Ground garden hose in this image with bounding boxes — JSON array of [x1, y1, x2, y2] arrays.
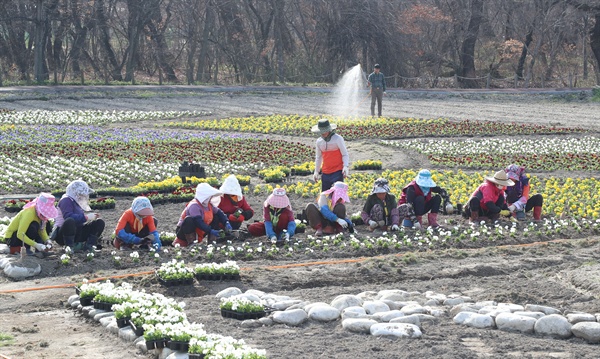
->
[[0, 237, 573, 295]]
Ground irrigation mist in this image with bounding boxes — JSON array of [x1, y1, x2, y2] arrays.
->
[[328, 64, 367, 118]]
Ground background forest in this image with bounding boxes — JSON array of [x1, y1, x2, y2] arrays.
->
[[1, 0, 599, 88]]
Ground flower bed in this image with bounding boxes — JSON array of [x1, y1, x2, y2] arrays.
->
[[194, 261, 240, 281], [352, 160, 382, 170], [89, 197, 116, 210], [156, 259, 194, 287]]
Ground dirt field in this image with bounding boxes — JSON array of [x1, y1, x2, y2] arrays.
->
[[1, 87, 600, 359]]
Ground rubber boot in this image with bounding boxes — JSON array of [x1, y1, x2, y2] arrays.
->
[[469, 211, 479, 226], [64, 235, 75, 250], [515, 210, 526, 221], [402, 218, 413, 228], [427, 213, 440, 228], [533, 206, 542, 221], [84, 235, 99, 252]]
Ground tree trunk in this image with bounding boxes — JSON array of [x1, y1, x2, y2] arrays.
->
[[516, 29, 533, 79], [124, 0, 142, 83], [96, 0, 123, 81], [590, 13, 600, 84], [197, 1, 214, 82], [459, 0, 484, 88], [273, 0, 284, 83], [33, 0, 46, 83]]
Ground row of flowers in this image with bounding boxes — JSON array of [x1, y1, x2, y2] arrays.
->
[[166, 115, 584, 140], [383, 136, 600, 171], [75, 279, 265, 358], [0, 110, 199, 125]]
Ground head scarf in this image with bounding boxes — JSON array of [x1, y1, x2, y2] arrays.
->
[[505, 164, 525, 182], [322, 181, 350, 205], [265, 188, 291, 209], [372, 178, 390, 194], [219, 175, 243, 199], [131, 196, 153, 231], [66, 180, 93, 211], [195, 183, 223, 206]]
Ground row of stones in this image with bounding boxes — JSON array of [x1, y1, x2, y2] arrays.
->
[[217, 287, 600, 342], [66, 294, 189, 359]]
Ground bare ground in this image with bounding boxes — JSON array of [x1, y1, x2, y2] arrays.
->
[[1, 87, 600, 359]]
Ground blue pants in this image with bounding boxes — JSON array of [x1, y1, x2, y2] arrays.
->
[[321, 170, 343, 192]]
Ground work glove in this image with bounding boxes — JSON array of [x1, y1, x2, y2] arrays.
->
[[269, 236, 278, 243], [342, 167, 349, 177], [313, 171, 320, 182], [229, 214, 245, 222], [44, 240, 53, 249], [210, 229, 221, 238], [368, 220, 378, 229], [413, 222, 422, 230], [282, 232, 290, 241], [336, 218, 348, 228], [85, 213, 99, 221], [391, 224, 400, 231], [130, 236, 142, 245], [508, 204, 517, 213], [500, 210, 511, 217], [225, 223, 233, 233], [34, 243, 46, 252]]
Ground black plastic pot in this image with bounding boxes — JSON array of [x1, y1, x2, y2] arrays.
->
[[93, 301, 114, 311], [79, 296, 94, 307], [116, 317, 131, 328], [188, 354, 205, 359], [220, 308, 266, 320], [129, 320, 144, 336], [168, 340, 190, 352], [156, 272, 194, 287], [145, 338, 167, 350]]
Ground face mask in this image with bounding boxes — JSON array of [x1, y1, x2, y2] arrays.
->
[[496, 184, 504, 190], [210, 196, 222, 206]]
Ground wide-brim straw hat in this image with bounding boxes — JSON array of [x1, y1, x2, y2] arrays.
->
[[486, 170, 515, 187], [311, 119, 337, 134]]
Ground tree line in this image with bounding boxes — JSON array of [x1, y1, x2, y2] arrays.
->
[[0, 0, 599, 88]]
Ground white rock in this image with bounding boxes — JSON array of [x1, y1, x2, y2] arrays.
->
[[241, 319, 261, 328], [525, 304, 561, 315], [413, 314, 437, 323], [514, 311, 545, 320], [107, 321, 119, 334], [67, 295, 80, 305], [94, 312, 114, 321], [331, 295, 363, 311], [342, 318, 377, 333], [425, 291, 447, 302], [424, 299, 439, 306], [235, 293, 261, 303], [534, 314, 572, 338], [390, 314, 421, 326], [363, 301, 390, 315], [450, 304, 479, 317], [566, 313, 596, 324], [463, 314, 495, 329], [270, 300, 302, 311], [0, 257, 10, 269], [373, 310, 404, 322], [287, 302, 308, 311], [100, 317, 115, 327], [308, 305, 340, 322], [400, 304, 427, 315], [377, 289, 409, 299], [572, 322, 600, 343], [426, 308, 447, 317], [216, 287, 242, 299], [3, 259, 41, 279], [70, 300, 81, 309], [164, 353, 189, 359], [262, 294, 291, 302], [135, 340, 147, 353], [370, 323, 422, 338], [303, 302, 330, 312], [476, 301, 497, 307], [81, 306, 94, 316], [495, 312, 537, 334], [357, 291, 378, 301], [258, 317, 274, 326], [245, 289, 266, 298], [272, 309, 308, 326], [158, 348, 174, 359], [118, 327, 138, 341], [0, 244, 8, 254], [88, 309, 105, 318], [443, 298, 465, 306], [379, 293, 410, 302], [396, 301, 420, 309], [341, 306, 367, 320], [408, 291, 421, 297], [497, 303, 525, 312], [453, 312, 476, 325], [380, 300, 400, 311], [479, 306, 511, 316]]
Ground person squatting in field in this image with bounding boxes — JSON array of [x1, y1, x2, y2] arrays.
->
[[463, 170, 515, 225], [398, 169, 449, 229], [52, 180, 105, 252], [305, 181, 354, 237], [218, 174, 254, 230], [113, 196, 161, 251], [312, 119, 349, 192], [174, 183, 232, 247], [504, 164, 543, 221], [361, 178, 401, 232], [248, 188, 296, 247], [6, 192, 57, 256]]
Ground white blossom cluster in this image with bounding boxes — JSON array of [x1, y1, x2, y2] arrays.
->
[[194, 260, 240, 275], [0, 110, 200, 125]]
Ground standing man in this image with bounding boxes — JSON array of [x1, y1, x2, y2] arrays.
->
[[367, 64, 386, 117], [312, 119, 350, 191]]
